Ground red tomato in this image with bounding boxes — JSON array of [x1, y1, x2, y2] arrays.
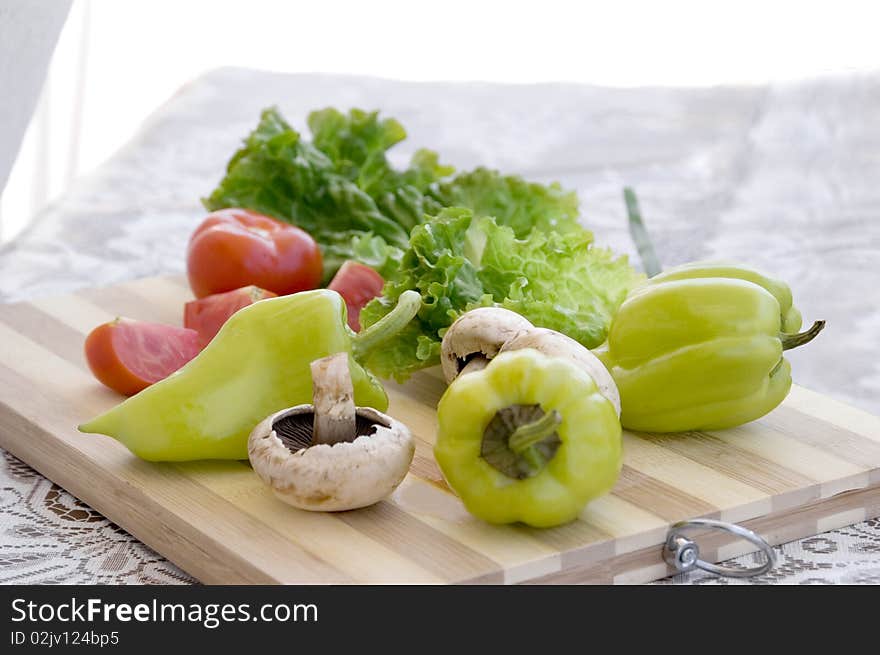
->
[[186, 208, 323, 298], [327, 261, 385, 331], [84, 319, 201, 396], [184, 285, 277, 348]]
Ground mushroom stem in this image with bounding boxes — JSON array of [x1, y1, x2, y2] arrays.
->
[[460, 357, 489, 376], [310, 353, 356, 445], [508, 410, 561, 454], [351, 290, 421, 362]]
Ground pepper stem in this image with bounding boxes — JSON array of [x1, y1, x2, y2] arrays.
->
[[518, 446, 546, 476], [351, 290, 421, 362], [508, 410, 562, 454], [780, 320, 825, 351]]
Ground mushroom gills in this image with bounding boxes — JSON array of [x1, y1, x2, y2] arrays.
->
[[273, 410, 386, 453]]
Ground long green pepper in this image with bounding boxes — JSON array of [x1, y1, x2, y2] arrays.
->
[[80, 290, 421, 461]]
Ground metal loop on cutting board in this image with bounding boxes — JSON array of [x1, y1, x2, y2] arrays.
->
[[663, 518, 776, 578]]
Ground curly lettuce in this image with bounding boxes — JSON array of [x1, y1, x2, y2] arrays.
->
[[204, 106, 588, 282], [204, 107, 440, 281], [360, 208, 643, 381], [427, 167, 581, 237]]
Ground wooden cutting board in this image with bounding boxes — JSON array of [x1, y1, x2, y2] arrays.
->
[[1, 275, 879, 584]]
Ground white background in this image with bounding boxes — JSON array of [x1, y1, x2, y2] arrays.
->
[[2, 0, 878, 241]]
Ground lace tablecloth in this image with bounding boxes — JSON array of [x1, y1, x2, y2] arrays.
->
[[1, 69, 879, 584]]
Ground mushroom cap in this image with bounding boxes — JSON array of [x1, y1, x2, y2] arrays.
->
[[500, 328, 621, 417], [248, 405, 415, 512], [440, 307, 534, 383]]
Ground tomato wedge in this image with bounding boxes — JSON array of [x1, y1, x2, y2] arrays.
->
[[84, 319, 201, 396], [184, 285, 277, 348], [327, 261, 385, 331]]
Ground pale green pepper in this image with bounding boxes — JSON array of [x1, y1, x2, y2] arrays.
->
[[434, 349, 622, 528], [596, 261, 823, 432], [645, 261, 803, 332], [80, 289, 420, 461]]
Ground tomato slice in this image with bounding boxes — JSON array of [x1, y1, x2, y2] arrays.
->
[[184, 285, 277, 348], [327, 261, 385, 331], [85, 319, 201, 396]]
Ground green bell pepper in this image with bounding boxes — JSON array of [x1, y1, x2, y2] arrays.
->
[[80, 289, 420, 461], [434, 349, 622, 528], [644, 261, 803, 332], [596, 261, 823, 432]]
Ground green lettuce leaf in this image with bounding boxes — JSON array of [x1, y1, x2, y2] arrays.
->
[[204, 107, 459, 281], [476, 218, 638, 348], [319, 230, 403, 282], [204, 105, 641, 383], [307, 108, 454, 235], [427, 168, 581, 237], [203, 107, 410, 256], [360, 208, 643, 381], [204, 107, 591, 286], [308, 107, 406, 186]]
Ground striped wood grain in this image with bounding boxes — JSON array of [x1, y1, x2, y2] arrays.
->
[[0, 275, 878, 584]]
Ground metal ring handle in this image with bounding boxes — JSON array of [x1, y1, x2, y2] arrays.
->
[[663, 518, 776, 578]]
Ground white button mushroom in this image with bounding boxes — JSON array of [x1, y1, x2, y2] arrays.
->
[[248, 352, 414, 512], [440, 307, 534, 383], [500, 328, 621, 417], [441, 307, 621, 416]]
